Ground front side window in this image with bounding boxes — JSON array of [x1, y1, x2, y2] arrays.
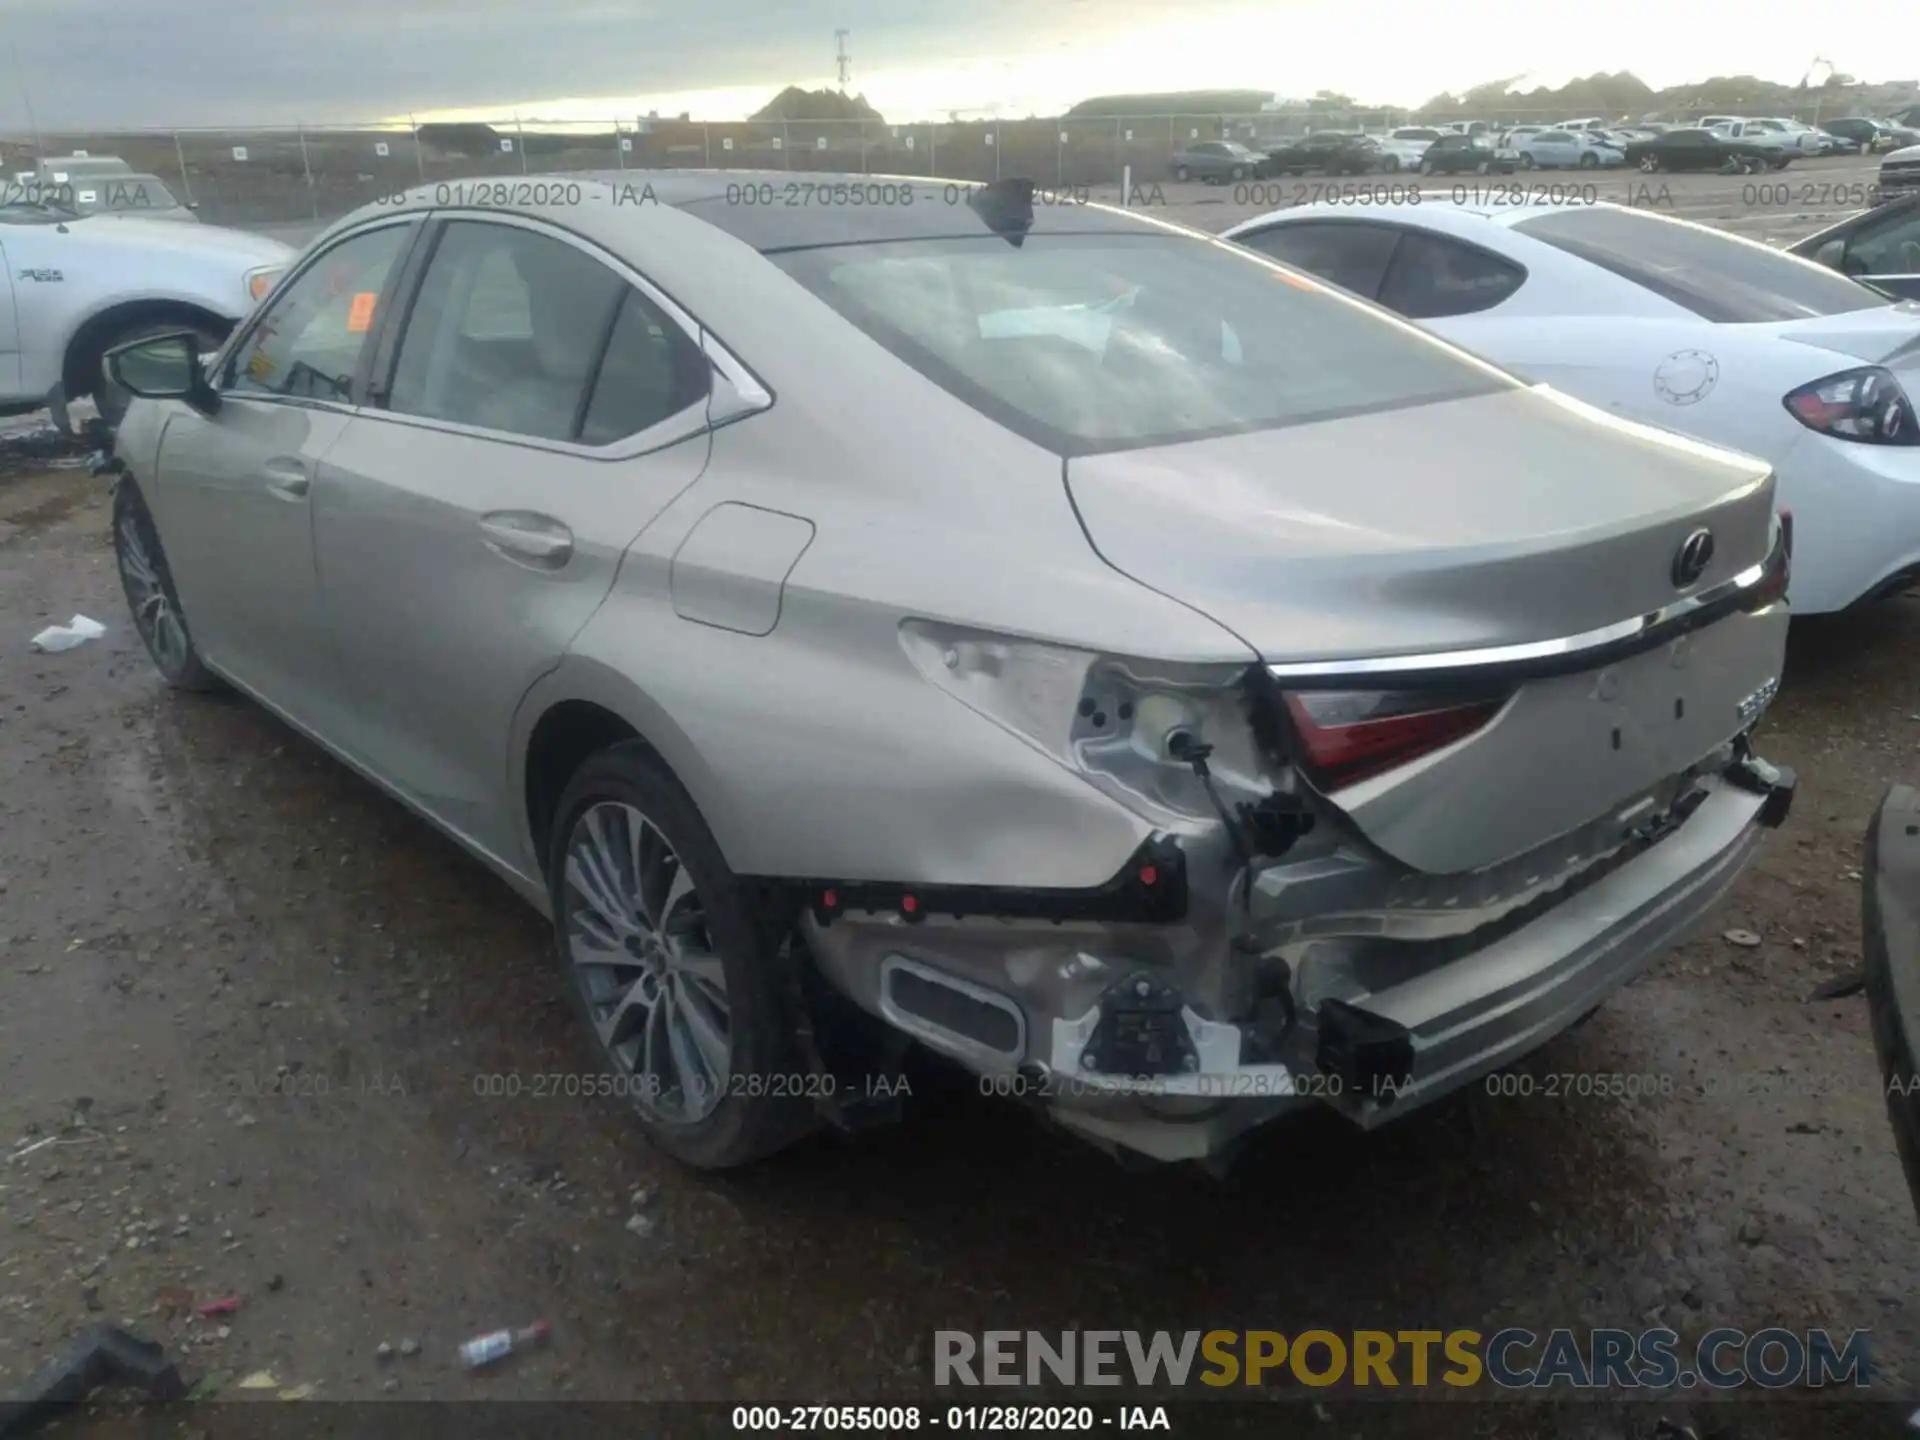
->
[[771, 233, 1513, 455], [227, 223, 411, 401], [386, 221, 626, 441], [1847, 206, 1920, 276], [1515, 206, 1885, 321]]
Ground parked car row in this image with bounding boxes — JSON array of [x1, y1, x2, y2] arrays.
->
[[97, 170, 1811, 1172]]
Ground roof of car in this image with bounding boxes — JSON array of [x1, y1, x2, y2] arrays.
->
[[327, 170, 1189, 255]]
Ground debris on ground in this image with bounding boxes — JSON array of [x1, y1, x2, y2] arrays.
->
[[279, 1383, 317, 1401], [1722, 928, 1763, 948], [1809, 968, 1866, 1002], [375, 1341, 394, 1363], [398, 1337, 421, 1358], [623, 1211, 657, 1240], [459, 1320, 550, 1371], [234, 1371, 279, 1390], [0, 1325, 184, 1438], [28, 616, 106, 654], [196, 1295, 241, 1317]]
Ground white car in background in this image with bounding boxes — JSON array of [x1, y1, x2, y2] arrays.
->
[[1224, 198, 1920, 614], [1710, 119, 1820, 161], [1377, 126, 1442, 169], [0, 188, 291, 429]]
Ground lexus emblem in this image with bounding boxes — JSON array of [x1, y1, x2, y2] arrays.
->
[[1672, 528, 1715, 589]]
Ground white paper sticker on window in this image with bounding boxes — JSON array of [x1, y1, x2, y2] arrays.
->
[[816, 136, 827, 150], [722, 136, 734, 151], [231, 147, 248, 161], [772, 136, 783, 149], [77, 190, 96, 203], [905, 136, 915, 150], [1060, 132, 1069, 144], [1190, 128, 1199, 139], [52, 171, 68, 182], [619, 137, 632, 152], [73, 149, 88, 157], [985, 133, 995, 145], [1124, 130, 1134, 142], [374, 141, 390, 157], [500, 138, 514, 152]]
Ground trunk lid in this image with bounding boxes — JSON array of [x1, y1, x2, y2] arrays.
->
[[1758, 301, 1920, 373], [1067, 385, 1774, 664], [1068, 384, 1786, 872]]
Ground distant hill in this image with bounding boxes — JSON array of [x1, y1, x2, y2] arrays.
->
[[751, 87, 884, 123], [1066, 90, 1274, 118], [1414, 70, 1920, 122]]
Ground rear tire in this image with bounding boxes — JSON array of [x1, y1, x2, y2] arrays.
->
[[93, 320, 224, 430], [112, 481, 223, 693], [1519, 152, 1536, 170], [1578, 151, 1599, 169], [547, 743, 817, 1170]]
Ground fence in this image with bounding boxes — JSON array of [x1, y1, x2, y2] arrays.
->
[[0, 106, 1878, 232]]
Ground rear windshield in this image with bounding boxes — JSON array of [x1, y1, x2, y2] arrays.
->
[[1515, 206, 1886, 321], [769, 233, 1512, 455]]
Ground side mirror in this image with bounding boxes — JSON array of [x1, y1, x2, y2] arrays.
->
[[104, 330, 220, 414], [1811, 238, 1848, 271]]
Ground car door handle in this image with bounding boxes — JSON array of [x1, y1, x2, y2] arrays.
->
[[479, 512, 574, 568], [261, 457, 310, 501]]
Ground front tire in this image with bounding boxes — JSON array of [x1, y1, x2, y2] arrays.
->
[[1639, 154, 1662, 172], [112, 481, 222, 693], [93, 320, 224, 430], [1518, 152, 1536, 170], [1173, 165, 1190, 181], [1381, 155, 1400, 173], [1578, 151, 1599, 169], [548, 744, 816, 1170]]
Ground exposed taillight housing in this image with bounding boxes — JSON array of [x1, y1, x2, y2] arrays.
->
[[1282, 685, 1514, 792], [1750, 507, 1793, 607], [1783, 366, 1919, 445]]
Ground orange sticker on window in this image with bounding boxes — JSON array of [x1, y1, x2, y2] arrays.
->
[[346, 291, 377, 333]]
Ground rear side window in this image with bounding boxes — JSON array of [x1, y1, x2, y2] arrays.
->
[[770, 233, 1513, 455], [387, 221, 625, 441], [1378, 231, 1526, 319], [1235, 221, 1398, 299], [1515, 207, 1885, 321], [577, 290, 711, 445]]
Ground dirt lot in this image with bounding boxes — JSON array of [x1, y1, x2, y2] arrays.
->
[[1, 173, 1917, 1437]]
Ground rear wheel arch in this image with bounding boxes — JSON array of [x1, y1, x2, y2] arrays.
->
[[62, 299, 233, 406], [518, 679, 742, 882]]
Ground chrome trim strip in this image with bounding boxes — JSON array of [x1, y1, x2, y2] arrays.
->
[[1267, 553, 1773, 684]]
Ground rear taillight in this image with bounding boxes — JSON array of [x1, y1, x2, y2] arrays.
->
[[1783, 367, 1919, 445], [1282, 685, 1513, 792]]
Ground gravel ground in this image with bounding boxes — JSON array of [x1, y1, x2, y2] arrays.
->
[[0, 166, 1916, 1438]]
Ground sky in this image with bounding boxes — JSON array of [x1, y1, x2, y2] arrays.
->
[[1, 0, 1915, 132]]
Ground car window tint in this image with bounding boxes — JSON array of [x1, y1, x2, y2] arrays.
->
[[1235, 221, 1399, 299], [577, 289, 711, 445], [1515, 206, 1885, 321], [387, 221, 625, 441], [771, 232, 1514, 456], [1847, 206, 1920, 276], [227, 224, 410, 402], [1378, 232, 1526, 319]]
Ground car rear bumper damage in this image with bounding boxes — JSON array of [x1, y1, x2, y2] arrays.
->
[[799, 743, 1793, 1163]]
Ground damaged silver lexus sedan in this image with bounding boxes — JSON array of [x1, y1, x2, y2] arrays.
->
[[104, 173, 1796, 1167]]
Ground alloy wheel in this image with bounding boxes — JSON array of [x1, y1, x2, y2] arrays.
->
[[562, 801, 731, 1124], [116, 506, 190, 678]]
